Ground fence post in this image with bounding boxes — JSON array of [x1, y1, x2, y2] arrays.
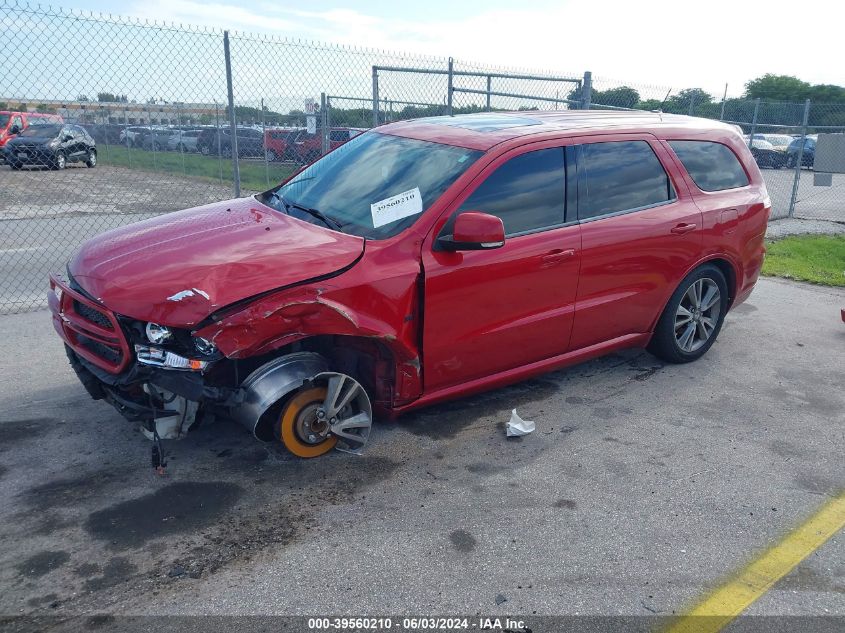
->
[[447, 57, 454, 116], [486, 75, 492, 111], [719, 83, 728, 120], [747, 98, 760, 149], [788, 99, 811, 218], [582, 71, 592, 110], [688, 92, 697, 116], [320, 92, 329, 155], [261, 97, 269, 187], [371, 66, 379, 127], [223, 30, 241, 198]]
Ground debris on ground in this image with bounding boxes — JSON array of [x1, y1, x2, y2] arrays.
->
[[505, 409, 535, 437]]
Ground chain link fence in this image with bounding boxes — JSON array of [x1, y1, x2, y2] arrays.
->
[[1, 0, 844, 313]]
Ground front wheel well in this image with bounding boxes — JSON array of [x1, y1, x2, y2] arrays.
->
[[237, 335, 398, 406]]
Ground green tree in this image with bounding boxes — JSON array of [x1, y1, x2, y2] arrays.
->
[[35, 103, 56, 113], [809, 84, 845, 103], [744, 74, 811, 101], [665, 88, 713, 114]]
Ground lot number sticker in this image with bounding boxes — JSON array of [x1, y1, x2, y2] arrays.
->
[[370, 187, 423, 228]]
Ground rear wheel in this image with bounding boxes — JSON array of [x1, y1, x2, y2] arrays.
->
[[9, 161, 22, 170], [648, 264, 728, 363], [85, 149, 97, 168]]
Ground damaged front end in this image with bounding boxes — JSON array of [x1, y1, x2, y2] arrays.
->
[[49, 272, 379, 460], [51, 273, 242, 443]]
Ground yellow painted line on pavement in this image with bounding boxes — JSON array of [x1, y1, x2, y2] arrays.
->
[[666, 491, 845, 633]]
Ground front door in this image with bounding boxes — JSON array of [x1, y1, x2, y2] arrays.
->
[[422, 144, 581, 392]]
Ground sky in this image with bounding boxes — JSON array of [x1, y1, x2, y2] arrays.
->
[[15, 0, 845, 99]]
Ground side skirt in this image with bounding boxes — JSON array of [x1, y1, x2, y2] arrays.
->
[[391, 332, 651, 417]]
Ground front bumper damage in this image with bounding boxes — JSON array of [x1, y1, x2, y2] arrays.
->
[[65, 345, 242, 423], [50, 273, 241, 429]]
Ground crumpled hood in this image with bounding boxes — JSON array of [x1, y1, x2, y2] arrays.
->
[[69, 197, 364, 326]]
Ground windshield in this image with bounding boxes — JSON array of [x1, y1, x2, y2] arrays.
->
[[20, 124, 62, 137], [260, 132, 482, 239]]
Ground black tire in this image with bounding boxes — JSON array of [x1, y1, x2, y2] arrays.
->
[[9, 161, 22, 170], [648, 264, 728, 364], [85, 149, 97, 168]]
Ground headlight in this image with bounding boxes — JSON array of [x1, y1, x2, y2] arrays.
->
[[193, 336, 217, 355], [145, 322, 172, 344]]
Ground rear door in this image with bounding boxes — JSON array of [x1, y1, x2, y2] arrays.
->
[[422, 142, 581, 391], [569, 135, 701, 350]]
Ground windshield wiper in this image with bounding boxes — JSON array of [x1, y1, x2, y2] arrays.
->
[[269, 191, 343, 231]]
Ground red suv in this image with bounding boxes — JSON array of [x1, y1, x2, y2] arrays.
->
[[291, 127, 364, 162], [264, 127, 303, 162], [49, 111, 769, 459]]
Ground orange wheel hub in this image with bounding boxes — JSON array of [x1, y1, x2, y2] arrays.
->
[[278, 387, 337, 458]]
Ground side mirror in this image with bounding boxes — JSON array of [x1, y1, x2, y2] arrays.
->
[[437, 211, 505, 251], [9, 125, 20, 135]]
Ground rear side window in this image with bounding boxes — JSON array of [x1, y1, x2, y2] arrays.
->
[[669, 141, 749, 192], [578, 141, 675, 219], [459, 147, 565, 236]]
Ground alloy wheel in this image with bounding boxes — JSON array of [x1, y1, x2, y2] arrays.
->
[[674, 278, 721, 353]]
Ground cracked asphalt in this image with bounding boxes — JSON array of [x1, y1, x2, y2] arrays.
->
[[0, 277, 842, 629]]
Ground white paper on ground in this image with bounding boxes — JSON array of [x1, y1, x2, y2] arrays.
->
[[505, 409, 536, 437], [370, 187, 423, 228]]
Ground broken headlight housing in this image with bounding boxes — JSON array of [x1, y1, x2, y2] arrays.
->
[[193, 336, 217, 355], [145, 322, 173, 344]]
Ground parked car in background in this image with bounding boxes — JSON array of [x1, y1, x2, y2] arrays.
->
[[138, 128, 177, 152], [118, 126, 150, 147], [745, 133, 792, 169], [49, 111, 769, 459], [0, 111, 64, 158], [196, 127, 264, 157], [264, 127, 303, 162], [786, 135, 817, 168], [5, 123, 96, 170], [167, 129, 203, 153], [291, 127, 365, 162]]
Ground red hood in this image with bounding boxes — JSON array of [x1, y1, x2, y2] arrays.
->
[[69, 197, 364, 326]]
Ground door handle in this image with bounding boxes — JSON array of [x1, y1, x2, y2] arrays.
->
[[670, 223, 697, 235], [541, 248, 576, 265]]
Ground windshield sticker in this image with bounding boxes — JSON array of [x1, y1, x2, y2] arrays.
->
[[370, 187, 423, 228]]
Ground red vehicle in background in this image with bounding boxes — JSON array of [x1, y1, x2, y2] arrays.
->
[[263, 127, 303, 162], [0, 111, 64, 154], [49, 111, 770, 461], [291, 127, 365, 162]]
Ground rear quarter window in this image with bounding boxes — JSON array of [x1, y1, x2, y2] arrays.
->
[[669, 140, 749, 192]]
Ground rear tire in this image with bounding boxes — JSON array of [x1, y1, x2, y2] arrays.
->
[[648, 264, 728, 364], [85, 149, 97, 168], [9, 162, 22, 170]]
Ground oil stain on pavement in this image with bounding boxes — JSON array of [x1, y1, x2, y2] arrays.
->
[[85, 481, 243, 549]]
